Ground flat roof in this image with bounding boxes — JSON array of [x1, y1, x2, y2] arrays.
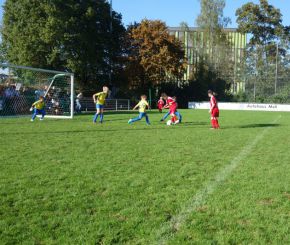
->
[[169, 27, 239, 32]]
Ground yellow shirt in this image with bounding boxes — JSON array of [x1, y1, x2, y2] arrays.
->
[[94, 92, 107, 105], [33, 100, 45, 110], [137, 100, 149, 113]]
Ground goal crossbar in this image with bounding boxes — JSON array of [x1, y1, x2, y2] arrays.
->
[[1, 63, 73, 76]]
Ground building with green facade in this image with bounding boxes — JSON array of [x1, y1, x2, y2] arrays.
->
[[169, 27, 247, 93]]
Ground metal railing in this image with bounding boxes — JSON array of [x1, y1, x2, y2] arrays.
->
[[76, 98, 130, 112]]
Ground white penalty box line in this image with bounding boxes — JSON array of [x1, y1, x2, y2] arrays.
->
[[155, 115, 282, 245]]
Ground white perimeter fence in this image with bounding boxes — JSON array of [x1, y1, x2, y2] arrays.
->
[[188, 102, 290, 112]]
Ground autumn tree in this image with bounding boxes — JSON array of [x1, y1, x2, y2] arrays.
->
[[125, 20, 186, 91]]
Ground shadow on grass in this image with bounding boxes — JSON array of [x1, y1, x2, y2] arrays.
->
[[76, 110, 165, 116], [238, 123, 281, 129], [1, 127, 167, 135], [222, 123, 281, 129], [179, 121, 208, 126], [0, 111, 166, 125]]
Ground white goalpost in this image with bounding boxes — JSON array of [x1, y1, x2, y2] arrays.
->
[[0, 64, 74, 119]]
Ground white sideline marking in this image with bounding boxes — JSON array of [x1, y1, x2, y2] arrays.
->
[[155, 116, 281, 245]]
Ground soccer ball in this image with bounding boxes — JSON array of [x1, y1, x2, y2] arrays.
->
[[166, 120, 172, 126]]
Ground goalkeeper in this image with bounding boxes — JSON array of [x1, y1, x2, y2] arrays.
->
[[30, 96, 46, 121]]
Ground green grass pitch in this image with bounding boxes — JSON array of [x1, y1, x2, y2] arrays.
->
[[0, 110, 289, 244]]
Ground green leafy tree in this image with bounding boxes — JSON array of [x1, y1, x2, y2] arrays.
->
[[1, 0, 125, 91], [236, 0, 290, 100], [196, 0, 232, 78], [196, 0, 231, 39], [236, 0, 284, 45], [192, 0, 233, 98]]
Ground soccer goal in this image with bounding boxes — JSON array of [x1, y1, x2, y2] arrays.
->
[[0, 64, 74, 119]]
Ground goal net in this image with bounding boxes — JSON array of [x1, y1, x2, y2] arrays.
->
[[0, 64, 74, 119]]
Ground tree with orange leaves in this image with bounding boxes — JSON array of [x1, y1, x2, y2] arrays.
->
[[125, 20, 186, 90]]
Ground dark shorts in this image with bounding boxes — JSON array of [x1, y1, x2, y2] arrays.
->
[[34, 108, 46, 115]]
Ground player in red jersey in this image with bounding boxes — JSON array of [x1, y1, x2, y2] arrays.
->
[[161, 93, 179, 124], [160, 95, 182, 122], [157, 97, 164, 113], [208, 90, 220, 129]]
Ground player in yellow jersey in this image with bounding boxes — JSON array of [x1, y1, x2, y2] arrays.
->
[[128, 95, 150, 125], [30, 96, 46, 121], [93, 86, 109, 123]]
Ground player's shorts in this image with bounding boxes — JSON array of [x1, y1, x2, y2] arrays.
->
[[96, 104, 104, 109], [169, 105, 177, 115], [211, 108, 219, 117], [158, 105, 163, 110], [138, 112, 147, 117], [34, 109, 46, 115]]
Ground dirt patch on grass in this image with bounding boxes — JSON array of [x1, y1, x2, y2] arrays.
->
[[258, 198, 274, 206], [283, 192, 290, 200]]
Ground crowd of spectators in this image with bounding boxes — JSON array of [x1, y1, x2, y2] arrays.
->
[[0, 82, 29, 115]]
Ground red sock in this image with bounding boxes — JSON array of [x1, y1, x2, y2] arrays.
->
[[211, 119, 215, 128], [171, 116, 177, 123], [215, 119, 220, 128]]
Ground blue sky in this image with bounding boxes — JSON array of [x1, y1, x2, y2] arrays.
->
[[0, 0, 289, 28], [113, 0, 290, 27]]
